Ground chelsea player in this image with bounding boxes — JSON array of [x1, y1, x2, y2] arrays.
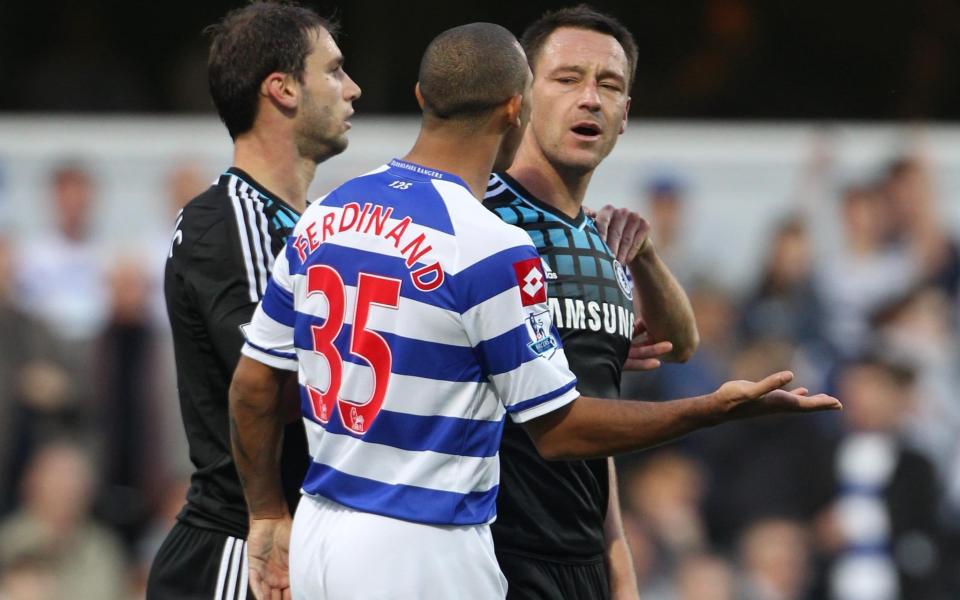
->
[[485, 7, 698, 599]]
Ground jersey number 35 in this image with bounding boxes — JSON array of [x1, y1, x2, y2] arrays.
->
[[302, 265, 400, 435]]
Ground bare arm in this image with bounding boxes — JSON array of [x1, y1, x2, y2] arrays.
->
[[629, 242, 698, 363], [230, 355, 291, 518], [594, 206, 698, 363], [604, 458, 640, 600], [523, 372, 838, 460], [229, 355, 294, 600]]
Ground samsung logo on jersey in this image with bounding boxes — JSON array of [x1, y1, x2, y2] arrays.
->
[[547, 298, 634, 338]]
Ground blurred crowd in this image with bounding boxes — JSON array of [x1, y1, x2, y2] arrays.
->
[[620, 142, 960, 600], [0, 140, 959, 600]]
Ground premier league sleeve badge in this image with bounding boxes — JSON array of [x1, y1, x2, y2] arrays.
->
[[525, 309, 558, 359]]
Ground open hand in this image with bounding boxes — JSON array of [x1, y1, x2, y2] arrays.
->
[[247, 516, 293, 600], [713, 371, 842, 420]]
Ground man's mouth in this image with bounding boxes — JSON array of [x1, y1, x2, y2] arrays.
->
[[570, 122, 602, 139]]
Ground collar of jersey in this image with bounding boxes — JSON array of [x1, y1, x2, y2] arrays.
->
[[387, 158, 469, 189], [494, 172, 588, 230], [224, 167, 301, 215]]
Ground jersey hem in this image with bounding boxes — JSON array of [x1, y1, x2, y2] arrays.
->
[[241, 343, 298, 371], [301, 492, 496, 527], [509, 385, 579, 423]]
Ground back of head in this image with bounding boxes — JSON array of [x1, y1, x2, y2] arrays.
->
[[520, 4, 638, 89], [207, 1, 336, 140], [418, 23, 529, 121]]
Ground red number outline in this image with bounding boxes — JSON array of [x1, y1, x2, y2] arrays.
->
[[303, 266, 400, 435]]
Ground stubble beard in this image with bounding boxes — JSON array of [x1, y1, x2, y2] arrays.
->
[[297, 94, 348, 164]]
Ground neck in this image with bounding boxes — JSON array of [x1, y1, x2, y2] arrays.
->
[[402, 120, 499, 200], [232, 127, 316, 212], [507, 138, 593, 219]]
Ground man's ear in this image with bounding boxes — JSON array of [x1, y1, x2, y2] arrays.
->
[[260, 72, 298, 110], [619, 96, 631, 135], [504, 94, 523, 129], [414, 82, 426, 110]]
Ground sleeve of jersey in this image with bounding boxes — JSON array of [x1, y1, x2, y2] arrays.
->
[[460, 243, 579, 423], [241, 244, 298, 372]]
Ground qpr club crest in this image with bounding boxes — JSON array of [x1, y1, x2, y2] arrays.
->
[[613, 260, 634, 301], [525, 309, 558, 359]]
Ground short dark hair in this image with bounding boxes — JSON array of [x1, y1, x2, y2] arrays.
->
[[206, 2, 338, 140], [520, 5, 638, 89], [418, 23, 529, 120]]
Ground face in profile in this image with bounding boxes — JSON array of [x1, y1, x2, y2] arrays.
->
[[295, 27, 362, 163], [526, 27, 631, 174]]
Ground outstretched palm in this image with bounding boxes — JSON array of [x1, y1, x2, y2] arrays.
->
[[715, 371, 842, 419]]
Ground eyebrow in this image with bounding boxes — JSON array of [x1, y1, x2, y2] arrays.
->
[[548, 65, 626, 85], [328, 54, 344, 70]]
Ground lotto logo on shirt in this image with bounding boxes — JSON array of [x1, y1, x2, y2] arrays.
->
[[513, 257, 547, 306]]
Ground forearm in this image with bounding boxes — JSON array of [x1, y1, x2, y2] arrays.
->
[[526, 373, 836, 461], [526, 394, 717, 460], [629, 247, 698, 361], [229, 356, 289, 518], [605, 459, 640, 600]]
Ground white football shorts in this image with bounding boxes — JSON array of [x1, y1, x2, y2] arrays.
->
[[290, 494, 508, 599]]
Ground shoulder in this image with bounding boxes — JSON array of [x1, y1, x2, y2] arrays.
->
[[438, 181, 533, 255], [177, 179, 233, 241], [483, 173, 544, 229], [296, 165, 391, 226], [320, 163, 392, 200], [172, 179, 250, 269]]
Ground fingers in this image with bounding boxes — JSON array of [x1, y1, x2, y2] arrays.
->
[[594, 204, 614, 241], [625, 339, 672, 371], [628, 340, 673, 359], [790, 387, 809, 396], [250, 570, 265, 600], [614, 211, 641, 263], [796, 393, 843, 411], [632, 317, 648, 336], [748, 371, 794, 397], [583, 205, 598, 220], [606, 207, 628, 256], [598, 206, 653, 263], [764, 390, 842, 413], [618, 215, 651, 264], [624, 358, 662, 371]]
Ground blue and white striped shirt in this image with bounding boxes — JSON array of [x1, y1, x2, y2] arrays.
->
[[242, 159, 579, 526]]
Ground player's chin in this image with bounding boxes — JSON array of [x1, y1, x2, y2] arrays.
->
[[310, 135, 349, 162], [555, 148, 602, 173]]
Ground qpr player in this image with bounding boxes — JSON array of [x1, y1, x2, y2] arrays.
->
[[230, 22, 841, 600]]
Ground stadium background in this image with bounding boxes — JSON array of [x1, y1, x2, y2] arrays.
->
[[1, 1, 959, 598]]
